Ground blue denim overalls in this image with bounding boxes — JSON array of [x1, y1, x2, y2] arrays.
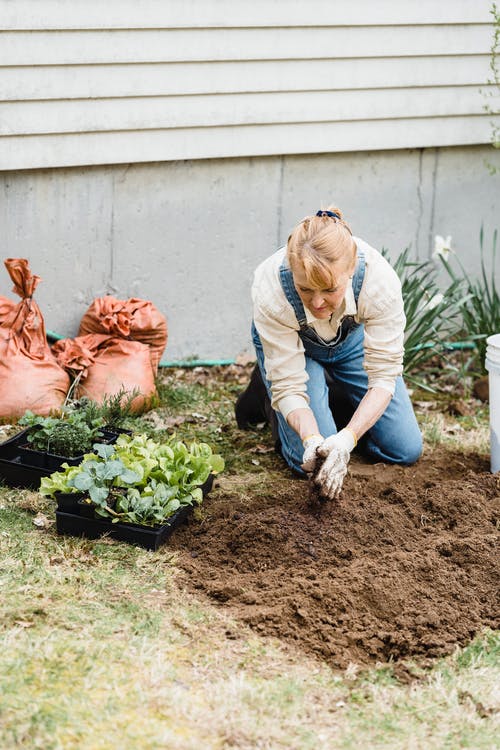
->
[[251, 248, 422, 474], [278, 247, 366, 362]]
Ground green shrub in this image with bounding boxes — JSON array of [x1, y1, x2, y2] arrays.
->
[[438, 228, 499, 372], [383, 247, 465, 379]]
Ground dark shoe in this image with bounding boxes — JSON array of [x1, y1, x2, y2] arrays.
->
[[235, 364, 270, 429], [235, 365, 283, 456], [325, 370, 354, 431], [264, 392, 281, 454]]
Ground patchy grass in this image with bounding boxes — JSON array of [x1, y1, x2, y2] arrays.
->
[[136, 366, 280, 474], [417, 411, 490, 454], [412, 388, 490, 456], [0, 364, 497, 749]]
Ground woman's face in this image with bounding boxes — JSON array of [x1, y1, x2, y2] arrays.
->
[[292, 263, 353, 319]]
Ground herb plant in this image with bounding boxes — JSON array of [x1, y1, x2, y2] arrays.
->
[[70, 389, 138, 430], [17, 388, 141, 458], [91, 387, 140, 430], [18, 409, 105, 457]]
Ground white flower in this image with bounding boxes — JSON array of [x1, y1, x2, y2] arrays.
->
[[426, 292, 444, 310], [433, 234, 452, 260], [419, 292, 444, 313]]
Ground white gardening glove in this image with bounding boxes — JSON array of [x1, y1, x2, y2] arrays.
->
[[301, 434, 324, 472], [313, 428, 357, 500]]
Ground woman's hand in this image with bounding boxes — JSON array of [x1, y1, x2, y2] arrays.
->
[[287, 408, 323, 472], [301, 434, 323, 472], [289, 388, 392, 497], [312, 388, 392, 499], [313, 428, 356, 499]]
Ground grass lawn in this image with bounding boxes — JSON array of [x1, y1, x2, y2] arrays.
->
[[0, 364, 498, 749]]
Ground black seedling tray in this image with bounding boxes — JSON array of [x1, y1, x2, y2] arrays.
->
[[0, 428, 127, 489], [0, 429, 53, 489], [16, 444, 50, 469], [55, 474, 214, 550], [55, 505, 190, 551], [16, 444, 85, 470], [54, 491, 85, 514]]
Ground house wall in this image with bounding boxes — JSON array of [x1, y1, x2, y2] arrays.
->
[[2, 144, 499, 361], [0, 1, 498, 360], [0, 0, 497, 169]]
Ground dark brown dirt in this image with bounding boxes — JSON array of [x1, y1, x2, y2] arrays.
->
[[171, 449, 500, 668]]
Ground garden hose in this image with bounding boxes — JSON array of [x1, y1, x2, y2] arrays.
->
[[409, 341, 476, 352], [46, 328, 475, 367], [45, 330, 236, 367]]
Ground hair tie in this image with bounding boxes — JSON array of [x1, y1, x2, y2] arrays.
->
[[316, 210, 341, 220]]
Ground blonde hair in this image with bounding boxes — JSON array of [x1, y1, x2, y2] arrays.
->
[[287, 206, 356, 288]]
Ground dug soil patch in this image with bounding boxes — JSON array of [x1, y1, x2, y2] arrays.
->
[[172, 449, 499, 668]]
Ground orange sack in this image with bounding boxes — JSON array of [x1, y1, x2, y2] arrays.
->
[[78, 295, 167, 373], [0, 258, 70, 419], [52, 334, 157, 413]]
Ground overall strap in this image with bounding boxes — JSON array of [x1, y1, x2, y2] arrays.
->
[[351, 247, 366, 303], [279, 247, 366, 327], [279, 260, 308, 327]]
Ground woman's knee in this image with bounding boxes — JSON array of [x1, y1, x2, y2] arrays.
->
[[365, 427, 423, 465], [393, 431, 423, 465], [374, 379, 423, 465]]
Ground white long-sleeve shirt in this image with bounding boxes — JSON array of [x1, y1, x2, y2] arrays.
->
[[251, 237, 405, 419]]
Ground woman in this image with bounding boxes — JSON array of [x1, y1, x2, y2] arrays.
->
[[244, 206, 422, 500]]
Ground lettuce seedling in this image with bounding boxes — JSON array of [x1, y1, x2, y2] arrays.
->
[[40, 434, 224, 527]]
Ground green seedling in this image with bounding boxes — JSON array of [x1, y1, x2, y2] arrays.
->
[[40, 434, 225, 527], [68, 444, 141, 506], [18, 406, 105, 457]]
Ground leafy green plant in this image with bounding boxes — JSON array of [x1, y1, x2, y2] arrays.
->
[[437, 228, 499, 372], [18, 409, 105, 457], [40, 434, 225, 527], [112, 481, 183, 526], [382, 247, 465, 380], [69, 443, 141, 506]]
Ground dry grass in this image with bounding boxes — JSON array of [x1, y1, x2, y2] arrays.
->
[[419, 411, 490, 455]]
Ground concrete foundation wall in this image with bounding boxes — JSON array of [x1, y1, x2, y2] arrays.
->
[[1, 144, 499, 361]]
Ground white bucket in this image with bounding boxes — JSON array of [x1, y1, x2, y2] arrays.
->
[[485, 333, 500, 473]]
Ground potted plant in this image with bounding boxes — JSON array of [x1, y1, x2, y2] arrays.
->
[[84, 388, 139, 434], [17, 408, 107, 468], [39, 444, 139, 513], [0, 393, 138, 489], [40, 434, 225, 549]]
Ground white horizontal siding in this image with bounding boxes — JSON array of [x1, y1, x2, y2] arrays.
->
[[0, 0, 491, 30], [1, 116, 492, 171], [0, 26, 491, 66], [1, 87, 494, 136], [0, 1, 496, 170], [0, 56, 492, 102]]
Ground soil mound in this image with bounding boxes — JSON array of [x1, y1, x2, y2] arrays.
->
[[172, 449, 500, 668]]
